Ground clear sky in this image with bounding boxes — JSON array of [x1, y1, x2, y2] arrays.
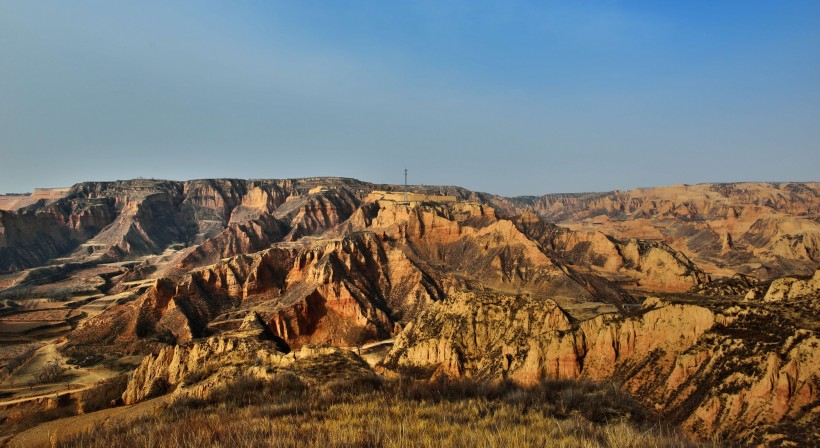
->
[[1, 1, 818, 196]]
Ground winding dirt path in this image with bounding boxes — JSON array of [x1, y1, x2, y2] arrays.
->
[[0, 384, 93, 407]]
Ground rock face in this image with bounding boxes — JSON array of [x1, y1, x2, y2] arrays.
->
[[384, 292, 573, 379], [0, 197, 117, 272], [3, 180, 817, 279], [67, 228, 446, 352], [4, 177, 818, 445], [67, 198, 640, 352], [382, 287, 820, 446], [513, 212, 710, 292], [691, 274, 759, 297], [0, 179, 363, 274], [122, 335, 376, 406], [0, 178, 514, 275], [762, 270, 820, 302], [122, 336, 293, 404], [521, 183, 819, 222], [383, 294, 715, 384], [517, 182, 820, 279], [0, 187, 70, 211]]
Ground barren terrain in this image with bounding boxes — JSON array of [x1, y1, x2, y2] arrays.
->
[[0, 178, 817, 447]]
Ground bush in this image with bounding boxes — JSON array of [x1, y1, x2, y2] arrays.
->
[[35, 361, 66, 384]]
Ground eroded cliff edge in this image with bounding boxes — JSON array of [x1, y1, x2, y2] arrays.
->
[[381, 274, 820, 446]]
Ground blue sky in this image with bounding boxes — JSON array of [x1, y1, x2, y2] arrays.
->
[[1, 1, 818, 195]]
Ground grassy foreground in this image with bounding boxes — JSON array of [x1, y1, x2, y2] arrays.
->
[[60, 374, 710, 448]]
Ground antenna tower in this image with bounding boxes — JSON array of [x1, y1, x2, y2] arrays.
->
[[404, 169, 408, 203]]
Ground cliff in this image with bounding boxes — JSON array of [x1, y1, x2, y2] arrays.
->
[[513, 212, 710, 292], [381, 282, 819, 446]]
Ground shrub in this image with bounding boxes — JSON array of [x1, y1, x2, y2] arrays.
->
[[35, 361, 66, 384]]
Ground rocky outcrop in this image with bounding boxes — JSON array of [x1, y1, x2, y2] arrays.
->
[[384, 292, 573, 378], [0, 187, 69, 211], [122, 336, 293, 404], [0, 176, 520, 275], [742, 217, 820, 264], [340, 200, 631, 307], [513, 212, 710, 292], [382, 292, 819, 445], [0, 198, 117, 272], [520, 182, 820, 222], [0, 178, 366, 274], [3, 180, 818, 279], [383, 293, 714, 383], [66, 228, 446, 351], [66, 197, 636, 353], [691, 274, 758, 297], [762, 270, 820, 302], [121, 337, 376, 406], [177, 214, 289, 269], [671, 325, 818, 445]]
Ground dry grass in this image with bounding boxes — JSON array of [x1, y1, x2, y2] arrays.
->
[[59, 376, 707, 448]]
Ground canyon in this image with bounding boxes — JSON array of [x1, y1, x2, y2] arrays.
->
[[0, 178, 817, 446]]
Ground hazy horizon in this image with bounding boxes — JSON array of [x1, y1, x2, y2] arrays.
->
[[2, 1, 819, 196], [3, 175, 819, 199]]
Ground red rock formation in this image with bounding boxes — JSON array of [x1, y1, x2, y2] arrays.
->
[[3, 178, 816, 445]]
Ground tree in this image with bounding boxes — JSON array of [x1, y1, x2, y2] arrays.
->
[[342, 325, 370, 356], [35, 361, 66, 383]]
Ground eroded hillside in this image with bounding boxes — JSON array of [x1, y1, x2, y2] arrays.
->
[[516, 182, 820, 280], [0, 178, 817, 446]]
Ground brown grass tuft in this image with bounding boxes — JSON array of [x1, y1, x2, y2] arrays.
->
[[58, 375, 709, 448]]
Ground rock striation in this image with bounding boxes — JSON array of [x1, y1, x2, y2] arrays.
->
[[66, 196, 655, 354], [517, 182, 820, 279], [513, 212, 710, 292], [122, 335, 293, 404], [122, 334, 377, 406], [3, 177, 818, 445], [382, 287, 820, 445]]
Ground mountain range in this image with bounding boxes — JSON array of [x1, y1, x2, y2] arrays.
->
[[0, 178, 817, 446]]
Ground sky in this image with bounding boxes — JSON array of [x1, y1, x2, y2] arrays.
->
[[1, 1, 818, 196]]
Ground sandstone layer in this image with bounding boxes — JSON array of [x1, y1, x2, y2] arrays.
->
[[2, 178, 818, 446], [382, 277, 820, 446], [516, 182, 820, 279]]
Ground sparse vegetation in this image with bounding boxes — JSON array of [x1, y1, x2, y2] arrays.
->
[[0, 344, 39, 382], [35, 361, 67, 384], [46, 287, 74, 302], [0, 286, 33, 301], [59, 376, 706, 448], [66, 353, 105, 368], [341, 324, 370, 354]]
